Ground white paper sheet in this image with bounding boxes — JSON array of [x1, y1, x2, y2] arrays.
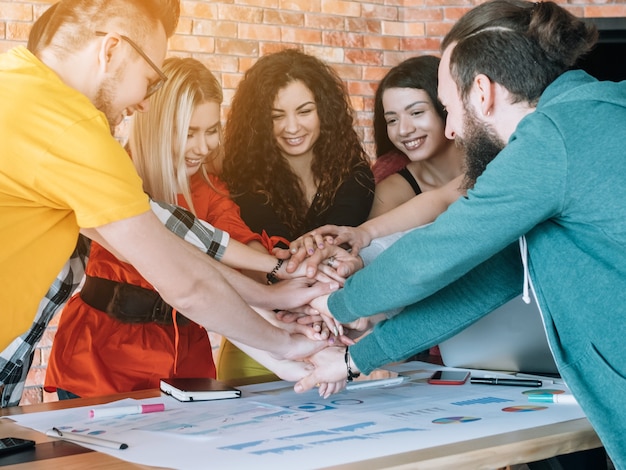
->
[[4, 362, 587, 469]]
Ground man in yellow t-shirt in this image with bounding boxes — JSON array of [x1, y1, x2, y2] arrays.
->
[[0, 0, 337, 373]]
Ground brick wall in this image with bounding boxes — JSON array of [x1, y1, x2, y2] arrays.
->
[[2, 0, 625, 405]]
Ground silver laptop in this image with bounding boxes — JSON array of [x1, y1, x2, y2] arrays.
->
[[438, 295, 560, 375]]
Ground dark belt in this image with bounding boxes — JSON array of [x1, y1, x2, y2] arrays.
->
[[79, 275, 189, 325]]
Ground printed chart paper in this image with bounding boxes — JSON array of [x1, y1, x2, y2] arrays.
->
[[4, 363, 587, 469]]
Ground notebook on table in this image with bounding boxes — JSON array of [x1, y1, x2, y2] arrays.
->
[[160, 377, 241, 402], [438, 295, 560, 376]]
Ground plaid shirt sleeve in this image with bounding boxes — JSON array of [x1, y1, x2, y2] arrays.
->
[[149, 200, 229, 260], [0, 235, 90, 407], [0, 200, 230, 407]]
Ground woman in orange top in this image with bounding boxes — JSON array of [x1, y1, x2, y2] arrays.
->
[[44, 58, 316, 399]]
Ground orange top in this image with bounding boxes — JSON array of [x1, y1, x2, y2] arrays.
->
[[45, 173, 271, 397]]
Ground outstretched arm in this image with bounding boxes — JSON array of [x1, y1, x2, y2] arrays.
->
[[282, 176, 464, 274], [83, 211, 335, 360], [152, 198, 343, 284], [356, 175, 463, 243]]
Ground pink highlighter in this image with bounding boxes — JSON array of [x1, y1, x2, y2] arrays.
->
[[89, 403, 165, 419]]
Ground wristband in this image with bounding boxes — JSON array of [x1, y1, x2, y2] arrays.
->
[[266, 258, 284, 285], [345, 346, 361, 382]]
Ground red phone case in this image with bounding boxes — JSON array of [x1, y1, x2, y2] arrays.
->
[[427, 371, 470, 385]]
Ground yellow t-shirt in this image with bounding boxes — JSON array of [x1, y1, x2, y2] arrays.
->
[[0, 47, 150, 350]]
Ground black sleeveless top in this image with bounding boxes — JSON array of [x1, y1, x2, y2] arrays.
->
[[397, 167, 422, 196]]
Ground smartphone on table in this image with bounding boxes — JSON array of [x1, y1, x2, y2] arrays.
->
[[427, 370, 471, 385], [0, 437, 35, 456]]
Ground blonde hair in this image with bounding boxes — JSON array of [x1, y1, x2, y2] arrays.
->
[[129, 57, 223, 215], [34, 0, 179, 60]]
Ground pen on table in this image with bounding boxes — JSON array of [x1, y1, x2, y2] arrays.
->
[[470, 377, 543, 387], [89, 403, 165, 419], [528, 394, 578, 404], [515, 372, 564, 385], [46, 427, 128, 450]]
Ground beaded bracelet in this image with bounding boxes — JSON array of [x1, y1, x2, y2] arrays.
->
[[345, 346, 361, 382], [266, 258, 284, 285]]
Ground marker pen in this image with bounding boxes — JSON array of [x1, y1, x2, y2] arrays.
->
[[89, 403, 165, 419], [515, 372, 565, 385], [528, 394, 578, 404], [470, 377, 543, 387], [46, 427, 128, 450]]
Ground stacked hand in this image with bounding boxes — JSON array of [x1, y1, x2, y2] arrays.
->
[[276, 295, 372, 399], [288, 224, 373, 258], [294, 346, 352, 398], [277, 250, 348, 285], [275, 332, 350, 397], [275, 232, 365, 280], [264, 276, 339, 312], [266, 230, 373, 397]]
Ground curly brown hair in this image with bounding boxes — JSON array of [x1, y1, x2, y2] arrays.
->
[[222, 48, 370, 235]]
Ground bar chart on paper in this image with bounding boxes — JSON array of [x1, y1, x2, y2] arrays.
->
[[8, 363, 587, 470]]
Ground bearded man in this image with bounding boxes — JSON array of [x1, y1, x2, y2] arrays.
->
[[298, 1, 626, 467]]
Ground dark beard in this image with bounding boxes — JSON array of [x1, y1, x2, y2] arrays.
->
[[457, 109, 505, 190]]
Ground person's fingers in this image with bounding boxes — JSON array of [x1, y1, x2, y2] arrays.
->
[[321, 381, 345, 398], [306, 280, 340, 301], [288, 236, 304, 254], [336, 319, 344, 336], [312, 269, 335, 284], [302, 236, 316, 255], [316, 264, 346, 284], [294, 371, 320, 393], [335, 260, 357, 278], [303, 250, 328, 278], [345, 317, 369, 331], [320, 321, 331, 337], [335, 380, 347, 394], [273, 247, 292, 260], [276, 311, 303, 323], [290, 322, 327, 341], [331, 233, 349, 247], [317, 325, 329, 340], [286, 246, 308, 272], [325, 382, 342, 398], [317, 382, 328, 397], [332, 235, 362, 256], [335, 334, 356, 346], [313, 233, 326, 249], [296, 311, 322, 323], [318, 312, 339, 337], [300, 320, 329, 340]]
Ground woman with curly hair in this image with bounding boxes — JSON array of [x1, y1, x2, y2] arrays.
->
[[221, 48, 374, 247], [219, 48, 375, 381]]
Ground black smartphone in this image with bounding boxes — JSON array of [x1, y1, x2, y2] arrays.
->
[[427, 370, 471, 385], [0, 437, 35, 456]]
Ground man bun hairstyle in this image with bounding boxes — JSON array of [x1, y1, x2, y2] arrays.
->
[[442, 0, 597, 105]]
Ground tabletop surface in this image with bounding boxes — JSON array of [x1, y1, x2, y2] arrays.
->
[[0, 371, 602, 469]]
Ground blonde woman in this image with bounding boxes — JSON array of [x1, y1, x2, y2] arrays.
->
[[45, 58, 340, 399]]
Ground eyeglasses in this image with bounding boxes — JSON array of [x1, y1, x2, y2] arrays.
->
[[95, 31, 168, 100]]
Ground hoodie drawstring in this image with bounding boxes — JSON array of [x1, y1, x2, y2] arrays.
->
[[519, 236, 531, 304]]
